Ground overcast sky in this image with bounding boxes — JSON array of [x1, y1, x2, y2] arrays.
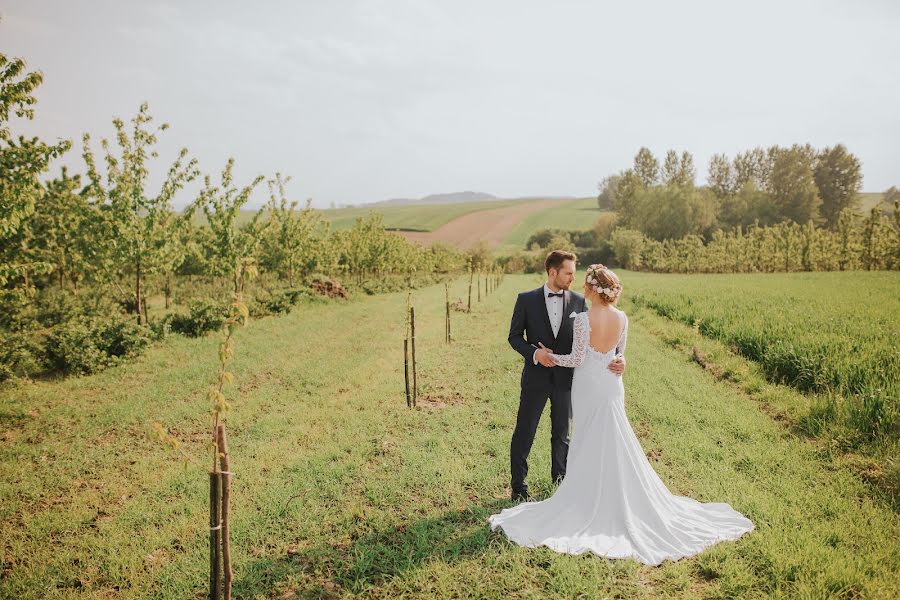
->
[[3, 0, 899, 209]]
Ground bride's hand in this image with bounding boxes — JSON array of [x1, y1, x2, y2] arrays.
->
[[537, 343, 556, 367]]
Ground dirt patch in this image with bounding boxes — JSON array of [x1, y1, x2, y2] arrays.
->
[[311, 278, 348, 299], [394, 199, 562, 248]]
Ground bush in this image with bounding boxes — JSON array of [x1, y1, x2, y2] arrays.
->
[[44, 315, 151, 375], [0, 331, 46, 381], [148, 313, 176, 341], [609, 228, 646, 269], [170, 299, 227, 337]]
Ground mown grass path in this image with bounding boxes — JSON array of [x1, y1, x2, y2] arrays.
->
[[1, 275, 897, 598]]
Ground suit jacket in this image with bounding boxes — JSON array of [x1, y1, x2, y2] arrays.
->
[[508, 286, 588, 393]]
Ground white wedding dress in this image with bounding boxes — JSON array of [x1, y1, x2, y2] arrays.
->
[[489, 311, 753, 566]]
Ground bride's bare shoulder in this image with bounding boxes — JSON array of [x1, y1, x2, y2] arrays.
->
[[611, 306, 627, 322]]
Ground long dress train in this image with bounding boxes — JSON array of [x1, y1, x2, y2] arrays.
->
[[488, 311, 753, 566]]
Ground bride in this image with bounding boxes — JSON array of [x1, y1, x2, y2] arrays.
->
[[488, 264, 754, 566]]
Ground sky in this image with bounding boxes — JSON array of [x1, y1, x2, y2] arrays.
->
[[2, 0, 899, 209]]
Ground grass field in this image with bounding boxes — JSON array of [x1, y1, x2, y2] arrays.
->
[[625, 271, 899, 402], [1, 274, 898, 598], [500, 197, 604, 251], [204, 191, 892, 236]]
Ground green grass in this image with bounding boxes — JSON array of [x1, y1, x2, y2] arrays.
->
[[624, 271, 899, 407], [1, 274, 898, 597], [500, 197, 604, 251]]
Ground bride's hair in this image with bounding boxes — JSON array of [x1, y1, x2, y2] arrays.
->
[[584, 264, 621, 305]]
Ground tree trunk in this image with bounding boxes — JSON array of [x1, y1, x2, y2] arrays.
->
[[164, 273, 171, 310], [135, 263, 144, 325]]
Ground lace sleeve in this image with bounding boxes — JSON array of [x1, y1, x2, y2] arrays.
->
[[616, 315, 628, 356], [551, 312, 588, 368]]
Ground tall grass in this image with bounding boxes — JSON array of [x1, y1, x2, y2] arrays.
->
[[625, 271, 899, 445]]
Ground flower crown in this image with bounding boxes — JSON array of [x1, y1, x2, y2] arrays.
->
[[585, 264, 619, 299]]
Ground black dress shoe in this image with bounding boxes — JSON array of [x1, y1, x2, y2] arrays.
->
[[511, 489, 529, 502]]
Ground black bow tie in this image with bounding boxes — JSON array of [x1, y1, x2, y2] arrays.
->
[[547, 291, 564, 298]]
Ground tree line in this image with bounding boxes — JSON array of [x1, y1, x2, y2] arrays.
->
[[589, 146, 899, 272]]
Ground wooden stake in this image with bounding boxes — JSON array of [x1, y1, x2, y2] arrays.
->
[[445, 282, 451, 343], [216, 425, 233, 600], [477, 272, 481, 302], [467, 268, 473, 313], [209, 471, 221, 600], [404, 339, 411, 407], [410, 306, 417, 407]]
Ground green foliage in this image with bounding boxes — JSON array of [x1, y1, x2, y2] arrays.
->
[[0, 52, 71, 291], [169, 299, 228, 337], [44, 314, 151, 375], [814, 144, 863, 228], [769, 144, 822, 225], [257, 173, 333, 285], [627, 271, 899, 444], [633, 146, 659, 186], [596, 174, 621, 210], [191, 158, 263, 292], [0, 331, 45, 381], [661, 150, 695, 188], [609, 228, 646, 269], [619, 185, 718, 240], [81, 102, 199, 322]]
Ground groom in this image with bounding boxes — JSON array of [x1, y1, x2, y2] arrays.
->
[[507, 250, 626, 501]]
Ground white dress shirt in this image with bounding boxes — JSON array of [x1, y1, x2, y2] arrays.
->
[[534, 283, 564, 364]]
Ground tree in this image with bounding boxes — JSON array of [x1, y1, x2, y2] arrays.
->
[[592, 213, 618, 242], [259, 173, 330, 285], [82, 103, 199, 323], [769, 145, 822, 225], [662, 150, 695, 188], [195, 158, 265, 293], [814, 144, 862, 229], [596, 174, 621, 210], [633, 147, 659, 186], [835, 208, 862, 271], [0, 52, 71, 290], [707, 153, 735, 199], [30, 168, 93, 292], [861, 206, 891, 270], [618, 185, 717, 241], [733, 147, 772, 192], [718, 182, 780, 230]]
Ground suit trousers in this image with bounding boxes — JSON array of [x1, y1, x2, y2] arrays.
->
[[510, 384, 571, 494]]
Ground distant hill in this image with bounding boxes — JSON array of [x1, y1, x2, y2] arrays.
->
[[372, 191, 499, 207]]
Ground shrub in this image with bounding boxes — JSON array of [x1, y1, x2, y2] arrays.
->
[[44, 315, 151, 375], [0, 331, 46, 381], [609, 228, 646, 269], [148, 313, 177, 341], [170, 299, 228, 337]]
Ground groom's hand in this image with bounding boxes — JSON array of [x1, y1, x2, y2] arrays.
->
[[608, 355, 626, 375], [536, 343, 556, 367]]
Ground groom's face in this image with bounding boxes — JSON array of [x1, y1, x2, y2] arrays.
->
[[549, 259, 576, 291]]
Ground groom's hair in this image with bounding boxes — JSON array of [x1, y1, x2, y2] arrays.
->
[[545, 250, 577, 273]]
